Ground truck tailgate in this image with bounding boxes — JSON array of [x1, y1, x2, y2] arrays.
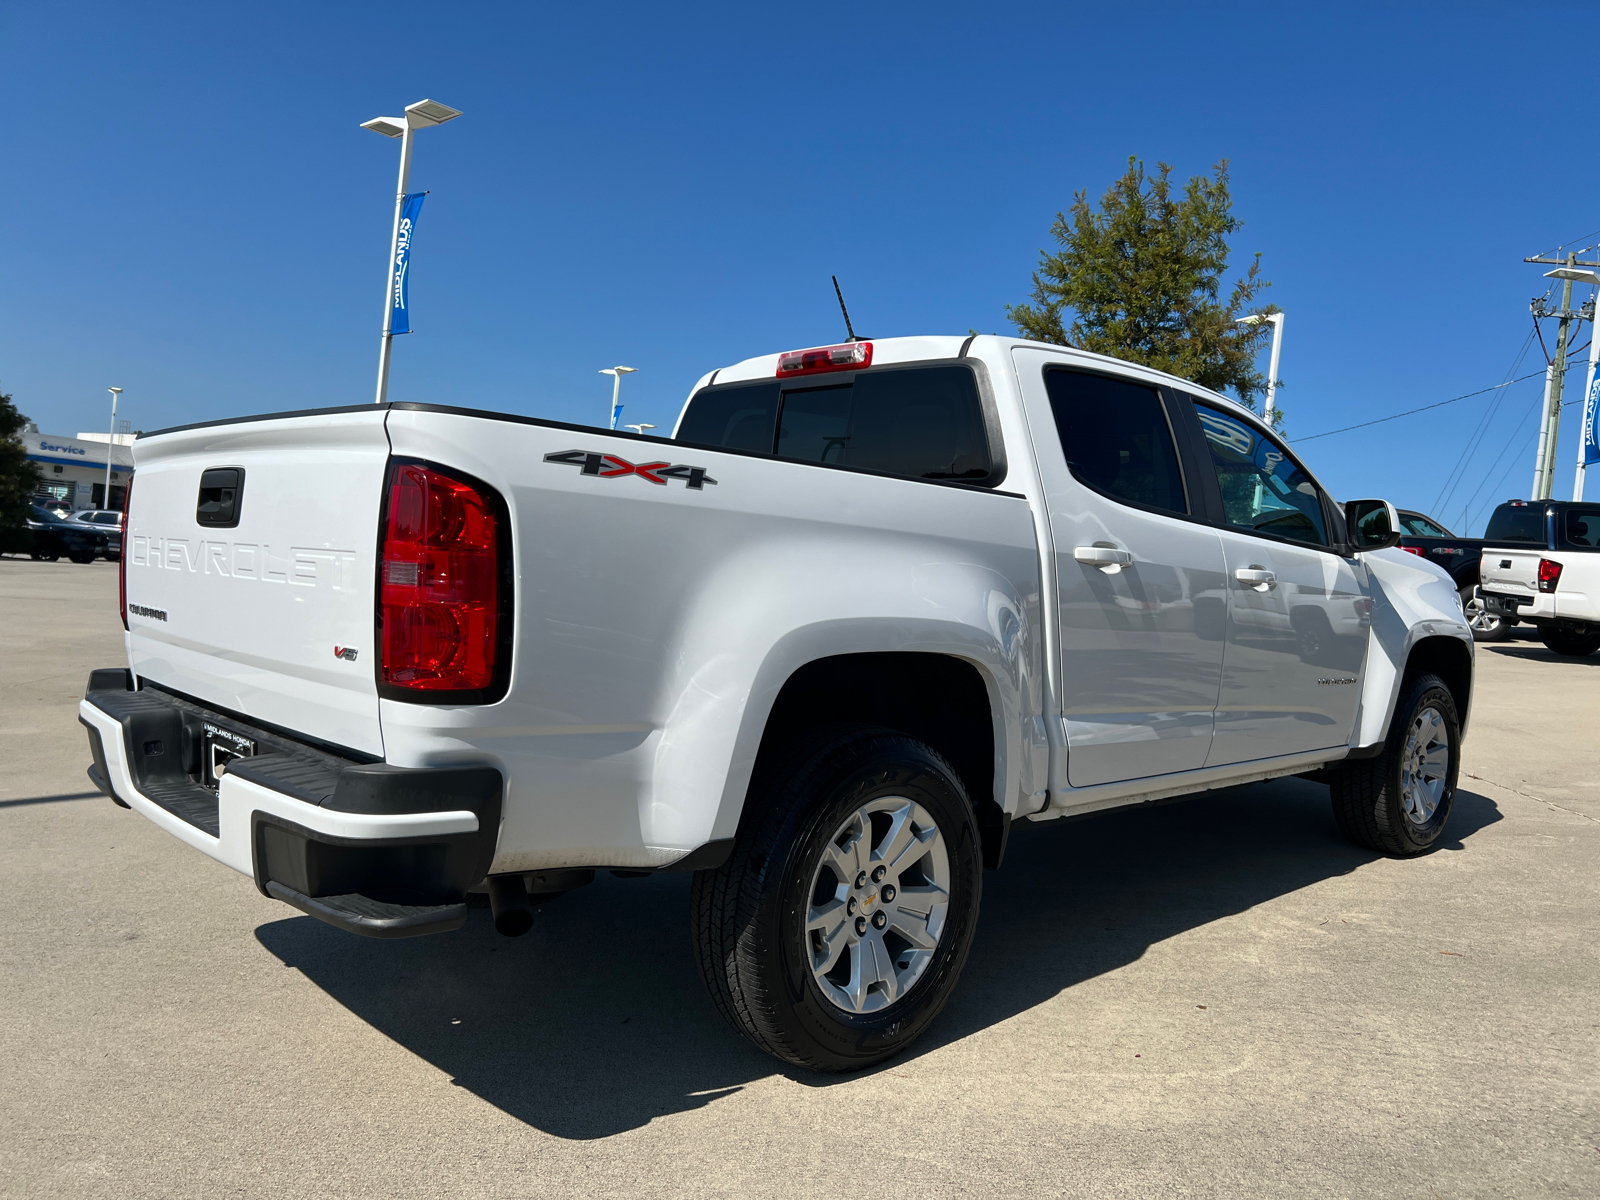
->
[[1480, 548, 1541, 597], [124, 409, 391, 757]]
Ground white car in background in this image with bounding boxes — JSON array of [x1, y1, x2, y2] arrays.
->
[[70, 509, 124, 560]]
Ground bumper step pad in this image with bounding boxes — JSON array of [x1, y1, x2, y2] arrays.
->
[[264, 881, 469, 939]]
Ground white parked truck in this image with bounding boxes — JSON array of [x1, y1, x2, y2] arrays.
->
[[81, 335, 1474, 1070], [1478, 499, 1600, 656]]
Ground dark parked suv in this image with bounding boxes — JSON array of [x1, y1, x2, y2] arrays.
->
[[25, 504, 110, 564], [1354, 508, 1498, 638]]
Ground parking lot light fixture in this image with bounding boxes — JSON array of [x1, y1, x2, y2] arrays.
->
[[1235, 312, 1285, 427], [601, 367, 638, 430], [624, 423, 656, 436], [363, 99, 463, 406]]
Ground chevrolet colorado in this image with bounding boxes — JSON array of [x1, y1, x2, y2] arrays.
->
[[80, 335, 1474, 1070]]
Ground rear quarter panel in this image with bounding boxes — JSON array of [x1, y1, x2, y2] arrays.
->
[[381, 408, 1044, 871]]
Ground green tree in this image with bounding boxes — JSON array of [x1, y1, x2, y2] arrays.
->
[[1006, 157, 1281, 419], [0, 391, 42, 554]]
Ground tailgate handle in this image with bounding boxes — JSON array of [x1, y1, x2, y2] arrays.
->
[[196, 468, 245, 529]]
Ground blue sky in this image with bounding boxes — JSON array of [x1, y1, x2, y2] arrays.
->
[[4, 1, 1598, 533]]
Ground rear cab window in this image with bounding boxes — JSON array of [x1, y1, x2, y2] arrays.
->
[[1562, 506, 1600, 548], [675, 362, 999, 487], [1485, 503, 1547, 544]]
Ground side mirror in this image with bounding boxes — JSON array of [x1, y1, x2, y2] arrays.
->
[[1345, 498, 1402, 551]]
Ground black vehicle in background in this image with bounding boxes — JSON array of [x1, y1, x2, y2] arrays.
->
[[25, 503, 110, 564], [1358, 508, 1502, 639]]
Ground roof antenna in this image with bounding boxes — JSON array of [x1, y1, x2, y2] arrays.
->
[[832, 275, 865, 341]]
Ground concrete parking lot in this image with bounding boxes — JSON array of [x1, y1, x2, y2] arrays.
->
[[1, 557, 1595, 1199]]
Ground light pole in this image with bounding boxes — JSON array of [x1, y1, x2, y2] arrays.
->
[[362, 98, 462, 405], [1235, 312, 1285, 427], [1545, 265, 1600, 500], [104, 387, 122, 507], [624, 423, 656, 436], [601, 367, 637, 430]]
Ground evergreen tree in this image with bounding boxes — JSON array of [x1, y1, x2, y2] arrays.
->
[[0, 391, 42, 553], [1007, 157, 1281, 419]]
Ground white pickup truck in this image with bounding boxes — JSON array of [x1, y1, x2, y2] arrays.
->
[[80, 335, 1473, 1071], [1478, 499, 1600, 656]]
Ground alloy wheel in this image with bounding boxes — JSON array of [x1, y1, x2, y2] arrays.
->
[[805, 796, 950, 1014], [1399, 705, 1450, 824]]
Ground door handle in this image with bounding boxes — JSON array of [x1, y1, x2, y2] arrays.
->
[[1074, 545, 1133, 566], [1235, 566, 1277, 591]]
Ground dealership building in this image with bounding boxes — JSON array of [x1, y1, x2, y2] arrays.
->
[[22, 423, 135, 510]]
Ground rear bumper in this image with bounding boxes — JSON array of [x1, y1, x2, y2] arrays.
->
[[1480, 589, 1546, 620], [79, 669, 502, 938]]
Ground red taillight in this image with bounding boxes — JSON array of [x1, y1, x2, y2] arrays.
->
[[379, 462, 503, 694], [119, 477, 132, 630], [775, 340, 872, 377], [1401, 545, 1425, 557], [1538, 558, 1563, 593]]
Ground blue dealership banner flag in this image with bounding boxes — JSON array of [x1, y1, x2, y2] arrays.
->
[[390, 192, 426, 335], [1584, 375, 1600, 467]]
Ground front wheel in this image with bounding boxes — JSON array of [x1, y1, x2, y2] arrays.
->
[[1462, 586, 1507, 641], [690, 726, 983, 1072], [1538, 626, 1600, 657], [68, 549, 97, 564], [1329, 672, 1460, 855]]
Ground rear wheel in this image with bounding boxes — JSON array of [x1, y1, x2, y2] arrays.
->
[[1538, 626, 1600, 657], [68, 549, 97, 564], [1462, 586, 1507, 641], [690, 725, 982, 1072], [1329, 672, 1459, 856]]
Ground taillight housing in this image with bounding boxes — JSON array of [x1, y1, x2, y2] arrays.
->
[[1538, 558, 1563, 593], [377, 459, 512, 703], [119, 476, 132, 630], [1401, 545, 1425, 557], [776, 340, 872, 377]]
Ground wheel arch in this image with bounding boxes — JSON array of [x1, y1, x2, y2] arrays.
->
[[729, 650, 1016, 871], [1401, 635, 1474, 736]]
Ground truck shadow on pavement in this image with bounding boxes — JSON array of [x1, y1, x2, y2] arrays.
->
[[255, 777, 1501, 1140]]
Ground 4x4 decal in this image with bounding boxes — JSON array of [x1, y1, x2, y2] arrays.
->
[[543, 450, 718, 490]]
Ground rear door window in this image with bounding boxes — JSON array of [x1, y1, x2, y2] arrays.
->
[[1563, 507, 1600, 547], [1194, 404, 1329, 547], [1041, 369, 1187, 514], [679, 364, 997, 485], [1485, 503, 1546, 544]]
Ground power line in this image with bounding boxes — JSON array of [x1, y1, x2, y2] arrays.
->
[[1294, 371, 1547, 442], [1433, 329, 1536, 514]]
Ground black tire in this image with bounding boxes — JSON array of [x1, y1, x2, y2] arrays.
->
[[1329, 673, 1460, 856], [1461, 585, 1508, 642], [1538, 626, 1600, 657], [690, 725, 983, 1072], [68, 549, 97, 564]]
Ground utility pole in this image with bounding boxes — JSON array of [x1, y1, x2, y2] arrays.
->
[[1526, 249, 1599, 498]]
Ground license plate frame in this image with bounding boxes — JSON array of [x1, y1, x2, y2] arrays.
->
[[202, 722, 256, 789]]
